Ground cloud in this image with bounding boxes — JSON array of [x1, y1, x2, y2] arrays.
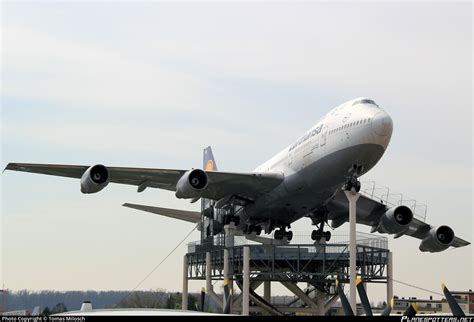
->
[[3, 25, 212, 115]]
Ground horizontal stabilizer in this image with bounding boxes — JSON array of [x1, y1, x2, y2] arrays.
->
[[452, 236, 470, 248], [122, 203, 201, 223]]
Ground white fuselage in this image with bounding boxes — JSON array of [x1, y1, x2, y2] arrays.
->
[[242, 98, 393, 228]]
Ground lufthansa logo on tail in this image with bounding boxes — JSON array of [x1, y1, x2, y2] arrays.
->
[[205, 160, 214, 171]]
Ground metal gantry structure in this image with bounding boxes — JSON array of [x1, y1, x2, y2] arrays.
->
[[183, 204, 393, 315], [181, 188, 395, 316]]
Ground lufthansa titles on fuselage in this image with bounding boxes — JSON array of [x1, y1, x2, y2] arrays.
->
[[289, 124, 324, 152]]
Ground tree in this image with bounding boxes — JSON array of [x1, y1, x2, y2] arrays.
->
[[116, 290, 166, 309], [41, 307, 51, 316], [51, 302, 68, 314]]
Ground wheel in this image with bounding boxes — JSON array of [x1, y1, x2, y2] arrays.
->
[[286, 231, 293, 241], [344, 182, 352, 191], [311, 230, 320, 241], [354, 181, 361, 192], [274, 230, 284, 240], [324, 231, 331, 241]]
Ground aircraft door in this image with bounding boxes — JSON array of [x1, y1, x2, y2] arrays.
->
[[287, 148, 295, 169], [319, 125, 328, 148]]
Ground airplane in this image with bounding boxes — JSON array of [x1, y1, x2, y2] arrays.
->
[[4, 97, 470, 252]]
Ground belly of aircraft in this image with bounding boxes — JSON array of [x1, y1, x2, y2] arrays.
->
[[245, 143, 385, 225]]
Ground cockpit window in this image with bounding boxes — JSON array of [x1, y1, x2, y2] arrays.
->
[[353, 99, 378, 107]]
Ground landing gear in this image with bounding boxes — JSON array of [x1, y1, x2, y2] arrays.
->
[[310, 212, 331, 242], [274, 229, 292, 241], [224, 214, 240, 226], [311, 230, 331, 241], [245, 224, 262, 236], [274, 228, 293, 241], [344, 164, 363, 192]]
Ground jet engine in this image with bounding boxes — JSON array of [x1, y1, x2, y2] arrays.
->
[[419, 225, 455, 252], [80, 164, 110, 194], [175, 169, 208, 199], [377, 205, 413, 235]]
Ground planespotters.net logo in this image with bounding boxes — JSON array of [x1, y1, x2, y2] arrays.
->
[[401, 317, 474, 322]]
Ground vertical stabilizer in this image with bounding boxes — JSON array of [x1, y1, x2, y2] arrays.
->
[[203, 146, 218, 171], [201, 146, 218, 237]]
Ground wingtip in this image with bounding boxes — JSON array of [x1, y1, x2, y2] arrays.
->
[[390, 298, 394, 308], [335, 279, 340, 287], [356, 277, 363, 286], [3, 163, 13, 173], [412, 303, 418, 312], [441, 282, 446, 291]]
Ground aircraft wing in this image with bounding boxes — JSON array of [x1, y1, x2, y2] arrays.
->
[[122, 203, 201, 223], [4, 163, 284, 200], [326, 190, 470, 250]]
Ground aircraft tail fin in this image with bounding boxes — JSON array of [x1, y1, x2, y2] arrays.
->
[[202, 146, 217, 210], [203, 146, 218, 171]]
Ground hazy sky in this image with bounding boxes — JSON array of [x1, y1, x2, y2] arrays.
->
[[1, 1, 472, 304]]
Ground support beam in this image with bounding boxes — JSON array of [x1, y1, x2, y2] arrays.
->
[[233, 280, 263, 307], [242, 246, 250, 316], [323, 294, 340, 314], [182, 255, 188, 311], [344, 190, 360, 315], [206, 252, 223, 309], [263, 281, 271, 302], [387, 251, 393, 304], [223, 248, 232, 313], [281, 282, 318, 310], [315, 289, 327, 315]]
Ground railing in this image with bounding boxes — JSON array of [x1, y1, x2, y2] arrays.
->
[[187, 230, 388, 253], [360, 181, 427, 221], [286, 231, 388, 249], [186, 243, 390, 284]]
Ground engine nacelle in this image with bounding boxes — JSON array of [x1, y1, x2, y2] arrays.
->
[[80, 164, 110, 194], [419, 225, 455, 252], [175, 169, 208, 199], [377, 205, 413, 235]]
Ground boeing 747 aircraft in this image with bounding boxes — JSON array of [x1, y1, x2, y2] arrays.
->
[[4, 98, 470, 252]]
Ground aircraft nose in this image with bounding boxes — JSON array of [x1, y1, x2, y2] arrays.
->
[[372, 111, 393, 136]]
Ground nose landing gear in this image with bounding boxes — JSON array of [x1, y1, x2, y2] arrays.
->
[[344, 164, 363, 192]]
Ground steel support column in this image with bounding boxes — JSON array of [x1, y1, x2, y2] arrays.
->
[[344, 190, 360, 315], [243, 246, 250, 316], [387, 251, 393, 304], [182, 255, 188, 311], [264, 281, 271, 302]]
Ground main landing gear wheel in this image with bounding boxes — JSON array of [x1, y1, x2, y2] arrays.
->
[[311, 230, 331, 242], [274, 229, 293, 241], [245, 224, 262, 235]]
